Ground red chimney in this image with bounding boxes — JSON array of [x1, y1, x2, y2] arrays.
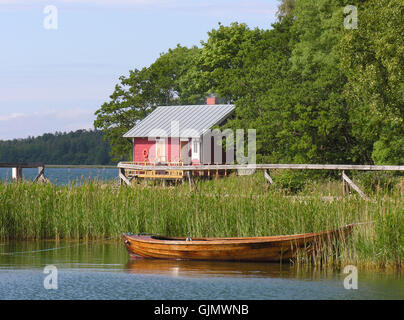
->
[[206, 96, 217, 105]]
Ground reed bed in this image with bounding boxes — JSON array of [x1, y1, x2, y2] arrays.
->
[[0, 173, 402, 270]]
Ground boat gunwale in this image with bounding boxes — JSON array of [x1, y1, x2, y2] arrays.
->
[[123, 224, 353, 246]]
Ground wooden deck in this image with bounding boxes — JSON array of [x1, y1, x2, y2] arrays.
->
[[119, 161, 231, 182], [122, 162, 185, 180], [118, 163, 404, 172], [117, 162, 404, 198], [0, 162, 48, 182]]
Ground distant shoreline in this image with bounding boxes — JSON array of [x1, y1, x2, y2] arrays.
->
[[45, 164, 117, 169]]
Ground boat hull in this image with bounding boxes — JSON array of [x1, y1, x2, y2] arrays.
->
[[122, 225, 353, 262]]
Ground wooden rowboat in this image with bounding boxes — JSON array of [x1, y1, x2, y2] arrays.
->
[[122, 224, 354, 262]]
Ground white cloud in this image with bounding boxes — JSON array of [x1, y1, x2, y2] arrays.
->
[[0, 113, 26, 121], [0, 108, 95, 140]]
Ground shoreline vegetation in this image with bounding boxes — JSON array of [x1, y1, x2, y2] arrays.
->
[[0, 172, 402, 271], [0, 130, 116, 166]]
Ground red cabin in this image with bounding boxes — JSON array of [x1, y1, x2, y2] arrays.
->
[[123, 102, 235, 167]]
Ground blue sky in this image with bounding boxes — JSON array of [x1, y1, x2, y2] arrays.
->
[[0, 0, 279, 140]]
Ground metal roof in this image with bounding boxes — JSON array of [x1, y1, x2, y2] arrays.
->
[[123, 104, 235, 138]]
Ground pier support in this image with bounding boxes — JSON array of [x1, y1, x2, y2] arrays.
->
[[12, 167, 23, 181], [342, 171, 368, 200], [33, 165, 48, 183], [119, 168, 131, 186], [2, 163, 47, 183], [264, 169, 274, 185]]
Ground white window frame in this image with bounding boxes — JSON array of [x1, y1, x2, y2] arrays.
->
[[191, 138, 200, 161]]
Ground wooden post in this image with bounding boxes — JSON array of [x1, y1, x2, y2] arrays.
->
[[33, 165, 47, 183], [342, 170, 345, 197], [187, 171, 193, 191], [264, 169, 274, 184], [12, 167, 23, 181], [342, 171, 368, 200], [119, 168, 131, 186]]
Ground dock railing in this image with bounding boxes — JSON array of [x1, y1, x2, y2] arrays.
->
[[0, 162, 47, 182], [117, 162, 404, 198]]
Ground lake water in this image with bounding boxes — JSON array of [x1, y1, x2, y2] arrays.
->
[[1, 168, 403, 300], [0, 241, 402, 300], [0, 167, 118, 185]]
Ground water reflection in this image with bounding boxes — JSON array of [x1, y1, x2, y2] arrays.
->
[[0, 240, 128, 270], [125, 259, 295, 279]]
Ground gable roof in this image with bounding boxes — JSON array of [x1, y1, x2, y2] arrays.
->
[[123, 104, 235, 138]]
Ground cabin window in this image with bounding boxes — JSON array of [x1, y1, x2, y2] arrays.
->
[[193, 140, 198, 153]]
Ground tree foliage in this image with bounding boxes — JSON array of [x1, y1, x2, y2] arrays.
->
[[94, 45, 203, 160], [276, 0, 296, 20], [0, 130, 113, 165], [95, 0, 403, 165], [340, 0, 404, 164]]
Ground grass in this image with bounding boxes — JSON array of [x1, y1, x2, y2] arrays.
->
[[0, 172, 402, 270]]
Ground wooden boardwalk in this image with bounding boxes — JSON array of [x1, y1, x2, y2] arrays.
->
[[117, 162, 404, 198], [118, 162, 403, 171], [0, 162, 47, 182]]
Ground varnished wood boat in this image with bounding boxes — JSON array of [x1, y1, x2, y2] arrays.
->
[[122, 224, 354, 262]]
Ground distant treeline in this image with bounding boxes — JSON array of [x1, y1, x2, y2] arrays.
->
[[0, 130, 115, 165]]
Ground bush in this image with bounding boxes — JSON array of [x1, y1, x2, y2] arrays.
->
[[272, 170, 309, 193], [354, 171, 399, 194]]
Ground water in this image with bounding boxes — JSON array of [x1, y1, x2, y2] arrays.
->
[[0, 241, 402, 300], [0, 167, 118, 185]]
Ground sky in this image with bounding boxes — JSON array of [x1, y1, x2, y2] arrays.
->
[[0, 0, 279, 140]]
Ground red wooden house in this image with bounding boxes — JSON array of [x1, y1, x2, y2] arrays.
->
[[123, 99, 235, 166]]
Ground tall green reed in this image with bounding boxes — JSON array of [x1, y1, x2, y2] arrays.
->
[[0, 174, 402, 269]]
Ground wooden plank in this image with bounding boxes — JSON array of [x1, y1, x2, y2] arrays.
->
[[33, 166, 46, 183], [342, 171, 368, 200], [264, 169, 274, 184], [0, 162, 45, 168], [117, 162, 404, 172], [119, 168, 131, 186], [12, 167, 23, 181], [342, 172, 346, 197]]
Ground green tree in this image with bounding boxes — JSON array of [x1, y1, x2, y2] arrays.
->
[[0, 130, 113, 165], [94, 45, 202, 160], [273, 0, 356, 164], [339, 0, 404, 164], [276, 0, 296, 20], [193, 21, 294, 162]]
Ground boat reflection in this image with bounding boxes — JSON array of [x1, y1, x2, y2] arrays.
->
[[125, 258, 295, 279]]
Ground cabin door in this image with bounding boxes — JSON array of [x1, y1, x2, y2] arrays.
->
[[180, 140, 190, 165], [191, 138, 200, 163], [155, 139, 166, 163]]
